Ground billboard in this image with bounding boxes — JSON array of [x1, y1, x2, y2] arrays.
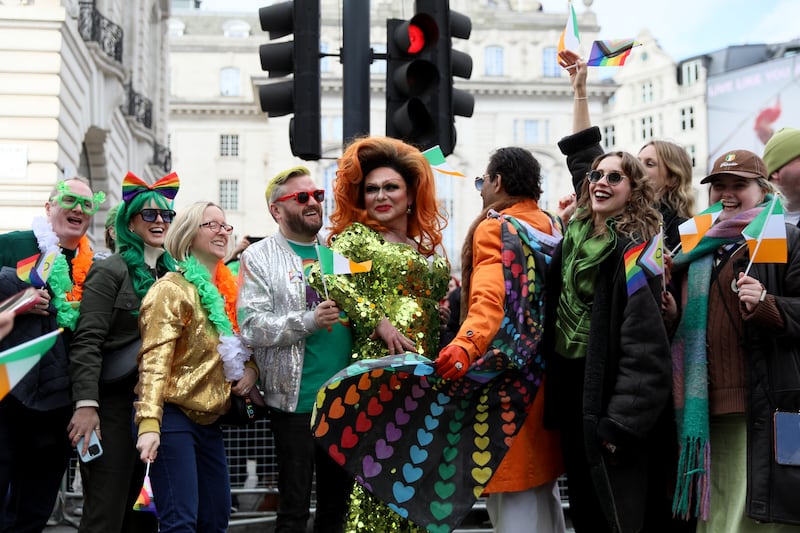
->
[[707, 53, 800, 170]]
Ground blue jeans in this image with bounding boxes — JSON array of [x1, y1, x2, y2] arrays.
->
[[149, 404, 230, 533], [270, 409, 353, 533]]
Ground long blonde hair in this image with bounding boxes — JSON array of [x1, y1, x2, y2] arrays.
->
[[641, 140, 695, 218]]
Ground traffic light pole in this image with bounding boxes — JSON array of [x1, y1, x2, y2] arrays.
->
[[342, 0, 370, 145]]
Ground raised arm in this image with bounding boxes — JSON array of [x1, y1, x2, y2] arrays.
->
[[559, 49, 590, 133]]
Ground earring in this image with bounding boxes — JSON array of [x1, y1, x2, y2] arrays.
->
[[406, 205, 412, 214]]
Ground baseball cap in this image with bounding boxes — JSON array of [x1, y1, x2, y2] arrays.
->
[[763, 127, 800, 176], [700, 149, 767, 184]]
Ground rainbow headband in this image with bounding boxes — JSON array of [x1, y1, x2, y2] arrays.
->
[[122, 172, 180, 203]]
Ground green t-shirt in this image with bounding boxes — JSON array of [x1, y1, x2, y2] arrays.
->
[[288, 241, 353, 413]]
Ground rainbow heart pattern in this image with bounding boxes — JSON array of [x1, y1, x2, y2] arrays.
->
[[311, 215, 550, 532]]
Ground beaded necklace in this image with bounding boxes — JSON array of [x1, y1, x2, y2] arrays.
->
[[178, 255, 250, 381], [32, 217, 93, 330]]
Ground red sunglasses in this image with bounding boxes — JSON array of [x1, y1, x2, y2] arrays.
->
[[275, 189, 325, 204]]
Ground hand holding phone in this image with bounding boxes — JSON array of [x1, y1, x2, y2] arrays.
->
[[77, 430, 104, 463]]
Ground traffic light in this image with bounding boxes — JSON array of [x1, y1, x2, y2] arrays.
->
[[257, 2, 321, 160], [385, 1, 473, 156]]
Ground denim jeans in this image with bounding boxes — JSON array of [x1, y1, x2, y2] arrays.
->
[[148, 404, 230, 533], [270, 409, 353, 533]]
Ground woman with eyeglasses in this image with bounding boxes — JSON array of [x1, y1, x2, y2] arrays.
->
[[134, 201, 257, 532], [67, 172, 179, 533], [308, 136, 450, 532], [540, 149, 673, 533]]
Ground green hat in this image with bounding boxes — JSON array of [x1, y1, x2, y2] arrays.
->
[[763, 127, 800, 176], [105, 202, 122, 229], [265, 166, 311, 203]]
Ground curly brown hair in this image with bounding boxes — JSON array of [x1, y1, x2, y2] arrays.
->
[[575, 151, 661, 241], [327, 136, 447, 256]]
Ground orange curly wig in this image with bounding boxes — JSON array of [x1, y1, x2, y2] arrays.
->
[[327, 136, 447, 256]]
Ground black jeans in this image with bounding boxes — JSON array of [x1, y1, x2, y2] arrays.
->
[[270, 409, 353, 533]]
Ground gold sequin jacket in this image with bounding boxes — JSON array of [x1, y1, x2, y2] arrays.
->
[[134, 272, 231, 430], [237, 232, 325, 412], [308, 222, 449, 360]]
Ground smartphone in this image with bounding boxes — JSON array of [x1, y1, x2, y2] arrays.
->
[[0, 288, 40, 315], [77, 430, 104, 463]]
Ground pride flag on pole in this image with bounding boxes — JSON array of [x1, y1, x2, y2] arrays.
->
[[678, 201, 724, 254], [742, 195, 787, 265], [557, 0, 580, 53], [624, 241, 647, 297], [586, 39, 640, 67], [422, 146, 465, 178], [0, 329, 61, 402], [133, 461, 158, 516], [317, 245, 372, 275]]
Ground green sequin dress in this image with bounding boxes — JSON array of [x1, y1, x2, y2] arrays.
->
[[309, 222, 450, 532]]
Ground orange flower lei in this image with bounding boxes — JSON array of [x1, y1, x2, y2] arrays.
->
[[65, 235, 93, 302], [214, 260, 240, 333]]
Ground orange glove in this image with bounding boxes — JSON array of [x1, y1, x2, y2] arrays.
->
[[435, 345, 470, 380]]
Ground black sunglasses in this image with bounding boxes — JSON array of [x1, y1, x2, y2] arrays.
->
[[275, 189, 325, 204], [586, 170, 627, 186], [139, 209, 176, 223]]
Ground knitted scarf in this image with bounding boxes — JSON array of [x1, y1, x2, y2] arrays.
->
[[671, 199, 766, 520]]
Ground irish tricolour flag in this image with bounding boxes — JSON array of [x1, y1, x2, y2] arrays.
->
[[557, 0, 580, 53], [421, 146, 465, 179], [742, 195, 787, 264], [0, 329, 61, 401], [678, 201, 723, 253], [317, 245, 372, 275]]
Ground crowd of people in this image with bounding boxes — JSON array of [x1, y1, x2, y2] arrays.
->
[[1, 55, 800, 533]]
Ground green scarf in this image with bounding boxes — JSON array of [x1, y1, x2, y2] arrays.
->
[[555, 216, 617, 359]]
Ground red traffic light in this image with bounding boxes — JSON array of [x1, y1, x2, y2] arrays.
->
[[407, 24, 424, 54]]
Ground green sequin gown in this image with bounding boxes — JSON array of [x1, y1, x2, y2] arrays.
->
[[309, 222, 450, 532]]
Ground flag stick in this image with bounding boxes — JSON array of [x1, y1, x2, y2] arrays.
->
[[743, 194, 780, 277], [145, 460, 151, 478], [659, 226, 667, 293], [313, 243, 330, 300], [669, 242, 682, 257]]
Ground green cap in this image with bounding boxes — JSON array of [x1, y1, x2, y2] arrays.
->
[[763, 127, 800, 176]]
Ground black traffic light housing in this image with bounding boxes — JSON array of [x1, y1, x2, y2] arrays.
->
[[258, 1, 321, 160], [385, 1, 473, 156]]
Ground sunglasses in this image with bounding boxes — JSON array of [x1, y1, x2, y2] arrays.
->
[[139, 209, 176, 223], [199, 221, 234, 233], [51, 192, 101, 215], [586, 170, 628, 186], [474, 174, 489, 192], [275, 189, 325, 204]]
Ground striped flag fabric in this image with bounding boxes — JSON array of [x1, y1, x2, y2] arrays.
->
[[317, 245, 372, 275], [421, 146, 465, 178], [133, 461, 158, 516], [586, 39, 639, 67], [742, 195, 787, 264], [624, 241, 647, 297], [637, 230, 665, 278], [0, 329, 61, 401], [678, 202, 724, 253], [557, 0, 580, 53]]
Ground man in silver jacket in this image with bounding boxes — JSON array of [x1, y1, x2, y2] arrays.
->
[[238, 166, 354, 533]]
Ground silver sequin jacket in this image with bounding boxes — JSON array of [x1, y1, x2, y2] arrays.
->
[[237, 232, 322, 412]]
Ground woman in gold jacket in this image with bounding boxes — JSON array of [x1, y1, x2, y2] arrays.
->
[[134, 201, 257, 532]]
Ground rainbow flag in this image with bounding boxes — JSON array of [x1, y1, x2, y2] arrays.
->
[[637, 231, 664, 278], [624, 241, 647, 297], [742, 195, 787, 264], [133, 462, 158, 516], [0, 329, 61, 402], [422, 146, 465, 178], [678, 202, 724, 254], [317, 245, 372, 275], [557, 0, 580, 53], [586, 39, 639, 67], [16, 255, 38, 285]]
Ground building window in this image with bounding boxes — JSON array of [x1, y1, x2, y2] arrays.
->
[[219, 179, 239, 211], [640, 116, 654, 141], [222, 20, 250, 38], [168, 19, 185, 37], [681, 60, 700, 86], [641, 82, 654, 103], [220, 67, 241, 97], [513, 119, 546, 145], [370, 43, 387, 74], [220, 134, 239, 157], [542, 47, 559, 77], [680, 106, 695, 131], [320, 42, 331, 73], [686, 144, 697, 167], [322, 116, 343, 143], [484, 46, 504, 76], [603, 125, 616, 149]]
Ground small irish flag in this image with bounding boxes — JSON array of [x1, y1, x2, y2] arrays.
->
[[133, 461, 158, 516], [317, 245, 372, 275], [421, 146, 465, 179], [557, 0, 581, 54], [742, 195, 787, 264], [0, 329, 61, 402], [678, 201, 724, 253]]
